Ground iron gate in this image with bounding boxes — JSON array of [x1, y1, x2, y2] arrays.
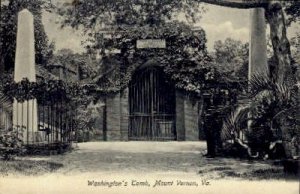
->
[[128, 66, 176, 140]]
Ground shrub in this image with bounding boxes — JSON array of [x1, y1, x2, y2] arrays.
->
[[245, 126, 273, 156], [0, 130, 25, 160], [76, 129, 84, 142], [221, 72, 299, 159], [221, 141, 250, 158]]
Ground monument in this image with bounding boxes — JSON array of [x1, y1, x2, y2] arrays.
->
[[12, 9, 39, 143], [247, 8, 269, 134], [248, 8, 269, 79]]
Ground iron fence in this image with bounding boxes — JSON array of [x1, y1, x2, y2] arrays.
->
[[1, 79, 80, 152]]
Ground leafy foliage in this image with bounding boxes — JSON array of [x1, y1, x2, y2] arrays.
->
[[0, 130, 25, 160], [56, 0, 205, 30], [85, 21, 219, 96], [74, 103, 102, 142], [221, 106, 249, 142], [211, 38, 249, 82], [290, 33, 300, 81], [1, 77, 82, 104], [0, 0, 54, 72], [284, 0, 300, 25], [54, 0, 214, 96], [222, 71, 299, 158], [48, 49, 99, 81]]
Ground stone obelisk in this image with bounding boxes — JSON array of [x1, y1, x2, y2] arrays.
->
[[248, 8, 269, 79], [247, 8, 269, 135], [13, 9, 38, 144]]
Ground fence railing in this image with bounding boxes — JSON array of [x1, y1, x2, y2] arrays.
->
[[1, 78, 80, 151], [0, 108, 12, 132]]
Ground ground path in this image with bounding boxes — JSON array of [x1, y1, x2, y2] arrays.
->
[[0, 142, 298, 194]]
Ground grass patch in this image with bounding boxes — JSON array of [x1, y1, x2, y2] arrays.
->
[[223, 168, 299, 180], [211, 166, 233, 171], [247, 168, 299, 180], [0, 159, 63, 176]]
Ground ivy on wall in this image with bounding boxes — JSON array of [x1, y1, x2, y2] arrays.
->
[[85, 21, 223, 96], [1, 76, 83, 104]]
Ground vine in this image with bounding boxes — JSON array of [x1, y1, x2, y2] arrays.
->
[[86, 21, 222, 96]]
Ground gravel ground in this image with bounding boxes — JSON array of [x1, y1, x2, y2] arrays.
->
[[16, 141, 296, 180], [47, 141, 207, 175], [0, 141, 298, 194]]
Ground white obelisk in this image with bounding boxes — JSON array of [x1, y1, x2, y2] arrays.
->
[[249, 8, 269, 79], [247, 8, 269, 135], [13, 9, 38, 144]]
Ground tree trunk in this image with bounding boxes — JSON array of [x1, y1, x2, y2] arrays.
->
[[265, 2, 296, 86], [200, 1, 297, 158], [202, 0, 296, 86], [265, 2, 298, 159], [200, 0, 266, 9]]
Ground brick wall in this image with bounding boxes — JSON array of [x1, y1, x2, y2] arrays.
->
[[92, 102, 105, 141], [176, 90, 205, 141], [176, 91, 185, 140], [106, 93, 121, 140], [184, 95, 200, 141], [104, 90, 204, 141], [197, 99, 206, 140], [120, 88, 129, 141]]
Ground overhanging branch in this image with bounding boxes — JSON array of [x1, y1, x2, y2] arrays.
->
[[199, 0, 268, 9]]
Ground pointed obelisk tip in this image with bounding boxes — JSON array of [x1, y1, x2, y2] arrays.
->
[[19, 8, 33, 16], [20, 8, 30, 13]]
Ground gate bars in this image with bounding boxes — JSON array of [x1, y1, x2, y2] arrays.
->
[[128, 66, 176, 140], [2, 79, 79, 149]]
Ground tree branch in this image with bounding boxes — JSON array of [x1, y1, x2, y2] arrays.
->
[[199, 0, 268, 9]]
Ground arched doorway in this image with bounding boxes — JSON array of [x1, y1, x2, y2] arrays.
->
[[128, 64, 176, 140]]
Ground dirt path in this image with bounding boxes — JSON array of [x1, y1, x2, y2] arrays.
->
[[44, 142, 288, 179], [0, 142, 298, 194], [48, 141, 206, 175]]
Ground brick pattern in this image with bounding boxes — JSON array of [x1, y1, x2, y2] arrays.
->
[[184, 95, 199, 141], [106, 93, 121, 140], [120, 88, 129, 141], [92, 104, 105, 141], [104, 90, 203, 141], [176, 91, 185, 140], [197, 99, 206, 140]]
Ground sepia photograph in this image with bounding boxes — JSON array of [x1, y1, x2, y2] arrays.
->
[[0, 0, 299, 193]]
